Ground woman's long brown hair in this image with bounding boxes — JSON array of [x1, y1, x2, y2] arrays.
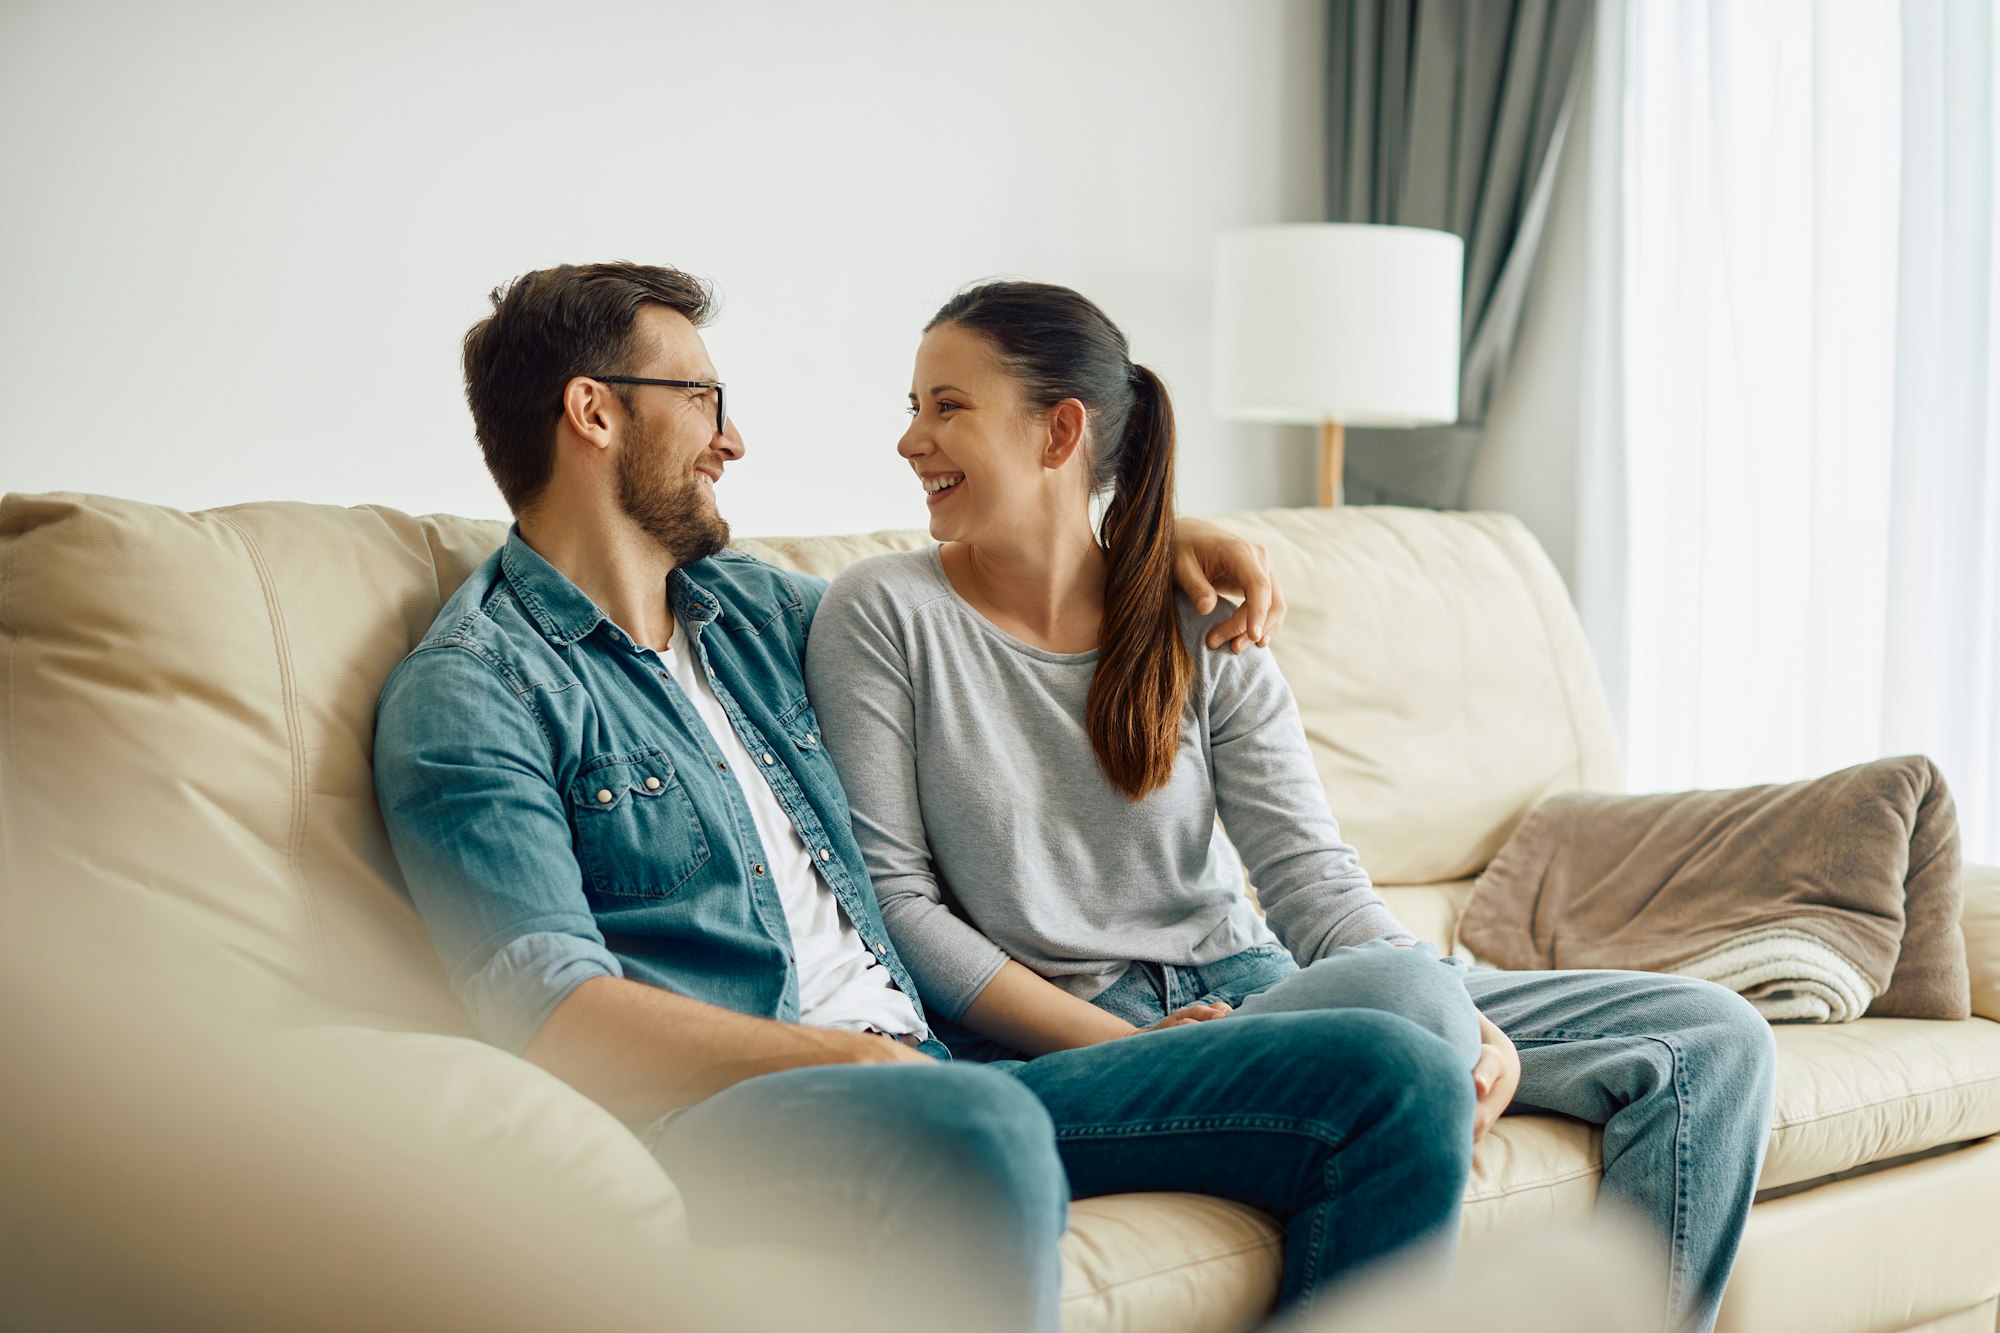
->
[[926, 283, 1191, 800]]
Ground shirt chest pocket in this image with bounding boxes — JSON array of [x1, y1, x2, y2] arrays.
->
[[779, 697, 824, 758], [569, 750, 711, 899]]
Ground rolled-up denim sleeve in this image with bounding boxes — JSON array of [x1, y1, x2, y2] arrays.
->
[[373, 645, 620, 1053]]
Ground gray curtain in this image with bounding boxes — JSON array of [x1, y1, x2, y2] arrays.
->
[[1326, 0, 1593, 508]]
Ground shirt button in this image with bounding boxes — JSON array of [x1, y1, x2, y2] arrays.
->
[[717, 761, 728, 773], [753, 864, 766, 876], [595, 789, 613, 804], [658, 671, 670, 682], [761, 753, 775, 765], [872, 943, 886, 957], [818, 848, 831, 861], [644, 776, 662, 791]]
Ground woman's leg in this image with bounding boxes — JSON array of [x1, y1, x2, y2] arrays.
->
[[1010, 1007, 1476, 1317], [1462, 968, 1777, 1333], [1232, 938, 1485, 1069]]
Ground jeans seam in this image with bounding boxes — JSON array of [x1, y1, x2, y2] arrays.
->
[[1300, 1137, 1340, 1311], [1503, 1025, 1692, 1312], [1054, 1116, 1350, 1148]]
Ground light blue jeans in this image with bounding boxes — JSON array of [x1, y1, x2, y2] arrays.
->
[[1089, 940, 1778, 1333]]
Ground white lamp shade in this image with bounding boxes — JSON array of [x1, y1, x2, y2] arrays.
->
[[1212, 224, 1464, 427]]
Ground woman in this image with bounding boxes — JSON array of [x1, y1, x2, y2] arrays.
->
[[806, 280, 1775, 1333]]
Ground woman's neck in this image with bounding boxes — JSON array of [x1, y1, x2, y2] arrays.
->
[[943, 521, 1107, 654]]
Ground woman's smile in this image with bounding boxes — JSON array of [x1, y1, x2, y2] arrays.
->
[[921, 471, 966, 506]]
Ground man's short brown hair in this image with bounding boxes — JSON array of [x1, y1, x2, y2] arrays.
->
[[462, 262, 714, 514]]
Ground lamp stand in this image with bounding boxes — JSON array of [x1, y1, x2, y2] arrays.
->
[[1317, 420, 1345, 507]]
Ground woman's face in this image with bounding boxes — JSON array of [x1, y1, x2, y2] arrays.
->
[[899, 322, 1074, 545]]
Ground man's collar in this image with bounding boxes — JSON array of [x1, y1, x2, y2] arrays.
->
[[499, 526, 610, 646], [500, 525, 722, 647]]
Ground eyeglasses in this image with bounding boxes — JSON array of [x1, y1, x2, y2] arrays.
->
[[593, 376, 727, 436]]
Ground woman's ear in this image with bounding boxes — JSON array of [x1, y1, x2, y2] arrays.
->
[[1042, 398, 1088, 470]]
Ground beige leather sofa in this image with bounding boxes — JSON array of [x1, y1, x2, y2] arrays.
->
[[4, 491, 1997, 1333]]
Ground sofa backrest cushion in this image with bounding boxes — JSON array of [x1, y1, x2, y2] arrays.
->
[[1, 493, 1614, 1022], [1193, 507, 1621, 882], [1, 493, 506, 1024]]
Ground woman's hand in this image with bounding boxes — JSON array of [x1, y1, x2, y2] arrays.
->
[[1171, 518, 1288, 652], [1471, 1011, 1521, 1143], [1128, 1000, 1234, 1037]]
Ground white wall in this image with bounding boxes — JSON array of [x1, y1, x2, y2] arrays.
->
[[0, 0, 1326, 533]]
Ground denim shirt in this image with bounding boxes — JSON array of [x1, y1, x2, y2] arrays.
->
[[372, 528, 936, 1056]]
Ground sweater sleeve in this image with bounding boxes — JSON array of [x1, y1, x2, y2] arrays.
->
[[803, 563, 1013, 1021], [1204, 626, 1417, 961]]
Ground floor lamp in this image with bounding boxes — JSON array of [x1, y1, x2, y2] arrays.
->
[[1211, 224, 1464, 506]]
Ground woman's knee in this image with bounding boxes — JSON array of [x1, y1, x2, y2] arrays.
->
[[1684, 980, 1778, 1085], [1243, 940, 1482, 1068]]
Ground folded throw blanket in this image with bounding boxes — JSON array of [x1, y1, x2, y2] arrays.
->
[[1458, 756, 1969, 1022]]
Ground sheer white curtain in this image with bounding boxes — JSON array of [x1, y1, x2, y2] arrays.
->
[[1586, 0, 2000, 862]]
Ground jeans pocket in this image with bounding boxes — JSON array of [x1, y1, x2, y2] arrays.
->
[[1089, 963, 1172, 1028], [1195, 943, 1300, 1008]]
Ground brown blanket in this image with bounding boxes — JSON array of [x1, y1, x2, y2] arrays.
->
[[1458, 755, 1969, 1021]]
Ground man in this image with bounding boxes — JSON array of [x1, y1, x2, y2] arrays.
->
[[373, 263, 1482, 1331]]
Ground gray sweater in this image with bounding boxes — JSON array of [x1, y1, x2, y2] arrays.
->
[[805, 547, 1413, 1022]]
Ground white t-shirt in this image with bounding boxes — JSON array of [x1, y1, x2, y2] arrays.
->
[[654, 621, 923, 1037]]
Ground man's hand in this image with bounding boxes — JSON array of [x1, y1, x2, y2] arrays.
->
[[1471, 1011, 1520, 1143], [1129, 1000, 1233, 1037], [1172, 517, 1287, 652], [819, 1029, 936, 1067]]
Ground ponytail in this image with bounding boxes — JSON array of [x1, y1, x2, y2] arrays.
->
[[1087, 364, 1192, 800], [921, 282, 1191, 800]]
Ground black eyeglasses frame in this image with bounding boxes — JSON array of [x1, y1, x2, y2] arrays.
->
[[592, 376, 727, 436]]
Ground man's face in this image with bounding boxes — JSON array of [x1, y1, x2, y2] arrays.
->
[[613, 306, 744, 565]]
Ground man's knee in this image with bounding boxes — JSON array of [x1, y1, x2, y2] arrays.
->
[[1331, 1011, 1478, 1186], [1261, 1007, 1479, 1145], [883, 1066, 1067, 1218]]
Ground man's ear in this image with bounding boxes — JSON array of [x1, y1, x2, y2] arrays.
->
[[559, 376, 619, 451], [1043, 398, 1088, 470]]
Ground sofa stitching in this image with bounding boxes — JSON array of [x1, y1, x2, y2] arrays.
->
[[1771, 1070, 2000, 1130], [1465, 1162, 1603, 1202], [1058, 1236, 1280, 1302], [215, 512, 326, 978]]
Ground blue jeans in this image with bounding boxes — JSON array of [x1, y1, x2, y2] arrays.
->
[[1462, 967, 1776, 1333], [654, 1009, 1477, 1330], [1093, 937, 1485, 1070], [647, 1061, 1068, 1332], [1071, 943, 1777, 1333]]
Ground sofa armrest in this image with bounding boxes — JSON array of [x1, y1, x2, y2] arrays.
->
[[285, 1025, 687, 1246], [1964, 862, 2000, 1023]]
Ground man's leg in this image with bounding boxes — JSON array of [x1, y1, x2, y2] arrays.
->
[[648, 1060, 1068, 1333], [1462, 968, 1778, 1333], [1010, 1008, 1476, 1319]]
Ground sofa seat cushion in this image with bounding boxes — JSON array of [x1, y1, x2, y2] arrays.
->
[[1058, 1192, 1280, 1333], [1763, 1017, 2000, 1189]]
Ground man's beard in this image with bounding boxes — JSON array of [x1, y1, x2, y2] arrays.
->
[[615, 417, 730, 566]]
